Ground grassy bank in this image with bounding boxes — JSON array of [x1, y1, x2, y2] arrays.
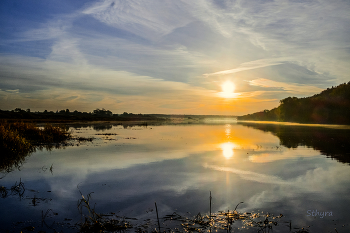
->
[[0, 121, 70, 172]]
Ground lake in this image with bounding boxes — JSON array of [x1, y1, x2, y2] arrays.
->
[[1, 120, 350, 232]]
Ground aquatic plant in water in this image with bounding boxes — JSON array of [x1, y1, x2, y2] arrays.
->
[[78, 189, 133, 232], [76, 190, 285, 233]]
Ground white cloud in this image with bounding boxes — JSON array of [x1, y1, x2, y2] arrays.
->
[[205, 160, 350, 212], [248, 78, 324, 94], [82, 0, 194, 40], [203, 58, 289, 76], [21, 21, 68, 41], [204, 163, 291, 185]]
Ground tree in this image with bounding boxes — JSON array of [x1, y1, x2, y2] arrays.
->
[[93, 108, 113, 116]]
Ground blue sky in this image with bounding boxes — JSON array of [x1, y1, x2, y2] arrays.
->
[[1, 0, 349, 115]]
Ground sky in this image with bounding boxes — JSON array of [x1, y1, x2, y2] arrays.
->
[[0, 0, 349, 115]]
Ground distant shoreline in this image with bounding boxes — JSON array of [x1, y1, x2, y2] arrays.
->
[[0, 118, 166, 124], [237, 120, 350, 130], [0, 108, 239, 125]]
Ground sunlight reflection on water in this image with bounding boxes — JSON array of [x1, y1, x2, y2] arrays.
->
[[220, 142, 235, 159]]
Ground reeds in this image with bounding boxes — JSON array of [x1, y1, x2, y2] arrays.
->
[[75, 190, 285, 233], [5, 121, 70, 143], [0, 179, 25, 198], [77, 190, 133, 232], [0, 120, 71, 172], [0, 122, 33, 155], [0, 122, 34, 172], [0, 120, 70, 144]]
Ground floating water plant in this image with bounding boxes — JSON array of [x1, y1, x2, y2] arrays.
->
[[75, 136, 95, 142]]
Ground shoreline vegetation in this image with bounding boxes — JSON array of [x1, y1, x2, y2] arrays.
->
[[0, 121, 71, 172], [237, 82, 350, 125], [0, 108, 236, 125], [0, 108, 166, 123]]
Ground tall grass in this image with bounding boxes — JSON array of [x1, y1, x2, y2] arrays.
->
[[4, 121, 70, 143], [0, 123, 33, 156], [0, 120, 70, 172]]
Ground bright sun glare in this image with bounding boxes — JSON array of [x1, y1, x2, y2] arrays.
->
[[222, 81, 235, 93], [220, 81, 238, 98], [220, 142, 235, 159]]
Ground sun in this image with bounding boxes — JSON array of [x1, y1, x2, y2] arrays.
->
[[222, 81, 235, 93], [219, 81, 238, 98]]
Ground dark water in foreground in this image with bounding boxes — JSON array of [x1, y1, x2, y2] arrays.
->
[[1, 121, 350, 232]]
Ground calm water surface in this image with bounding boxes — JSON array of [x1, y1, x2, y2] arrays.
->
[[1, 121, 350, 232]]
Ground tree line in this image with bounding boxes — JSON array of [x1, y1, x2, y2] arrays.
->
[[237, 82, 350, 124], [0, 108, 159, 121]]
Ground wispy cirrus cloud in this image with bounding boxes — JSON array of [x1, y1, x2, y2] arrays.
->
[[248, 78, 324, 94], [203, 58, 289, 76], [82, 0, 194, 40], [204, 163, 291, 185]]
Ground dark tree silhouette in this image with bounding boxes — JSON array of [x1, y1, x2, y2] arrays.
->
[[238, 82, 350, 124]]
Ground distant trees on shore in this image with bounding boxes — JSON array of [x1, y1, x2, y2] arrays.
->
[[238, 82, 350, 125], [0, 108, 158, 121]]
